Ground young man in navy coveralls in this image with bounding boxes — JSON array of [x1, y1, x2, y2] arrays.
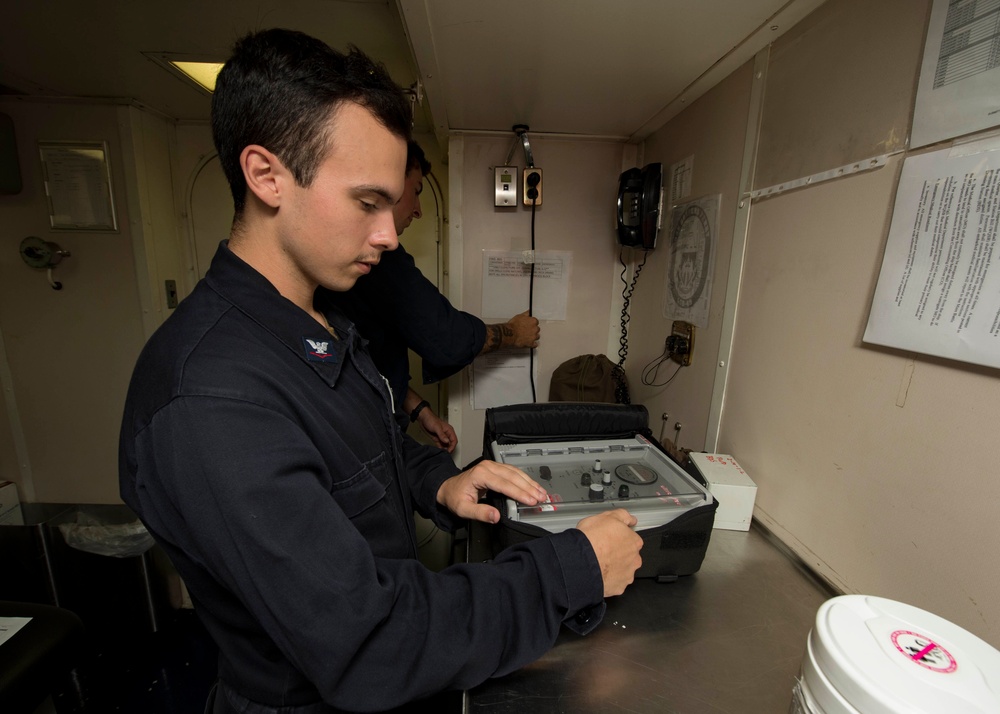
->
[[118, 28, 642, 714]]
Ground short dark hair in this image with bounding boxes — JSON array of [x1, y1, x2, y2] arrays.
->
[[212, 28, 412, 216], [407, 140, 431, 177]]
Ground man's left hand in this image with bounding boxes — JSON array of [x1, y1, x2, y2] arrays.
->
[[416, 406, 457, 453], [437, 460, 547, 524]]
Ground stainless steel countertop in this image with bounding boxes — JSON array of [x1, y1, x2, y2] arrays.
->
[[465, 524, 836, 714]]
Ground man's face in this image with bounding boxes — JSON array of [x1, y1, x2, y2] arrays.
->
[[279, 102, 406, 292], [393, 167, 424, 235]]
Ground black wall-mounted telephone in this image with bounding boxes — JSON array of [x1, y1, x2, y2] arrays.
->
[[616, 163, 663, 250]]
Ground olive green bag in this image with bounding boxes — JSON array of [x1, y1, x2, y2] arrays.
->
[[547, 354, 629, 404]]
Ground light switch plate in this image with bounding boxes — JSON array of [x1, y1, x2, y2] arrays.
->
[[495, 166, 517, 206]]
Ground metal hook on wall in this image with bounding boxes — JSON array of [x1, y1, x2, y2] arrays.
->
[[19, 236, 71, 290], [403, 81, 424, 125], [505, 124, 535, 168]]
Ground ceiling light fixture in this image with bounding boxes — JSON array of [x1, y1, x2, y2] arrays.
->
[[143, 52, 225, 95]]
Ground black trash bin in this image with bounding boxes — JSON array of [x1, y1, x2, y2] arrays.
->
[[0, 503, 171, 642]]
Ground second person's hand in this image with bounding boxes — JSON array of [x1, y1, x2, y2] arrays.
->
[[575, 509, 643, 597]]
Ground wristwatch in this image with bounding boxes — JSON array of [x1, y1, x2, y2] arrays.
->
[[409, 400, 431, 423]]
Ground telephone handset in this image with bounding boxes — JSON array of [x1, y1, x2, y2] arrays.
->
[[616, 163, 663, 250]]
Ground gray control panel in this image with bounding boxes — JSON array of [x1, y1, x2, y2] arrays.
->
[[492, 436, 713, 533]]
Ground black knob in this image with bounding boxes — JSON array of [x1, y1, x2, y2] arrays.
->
[[539, 465, 551, 481], [589, 483, 604, 501], [580, 472, 591, 486]]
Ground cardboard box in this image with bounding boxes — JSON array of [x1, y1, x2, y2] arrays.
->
[[689, 453, 757, 531], [0, 481, 24, 526]]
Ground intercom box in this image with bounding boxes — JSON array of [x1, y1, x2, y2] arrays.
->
[[689, 453, 756, 531], [0, 481, 24, 525], [488, 435, 717, 579]]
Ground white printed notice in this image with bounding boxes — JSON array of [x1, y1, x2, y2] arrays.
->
[[911, 0, 1000, 149], [481, 250, 571, 320], [471, 351, 536, 409], [864, 141, 1000, 368]]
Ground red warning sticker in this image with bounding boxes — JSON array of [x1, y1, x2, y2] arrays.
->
[[891, 630, 957, 673]]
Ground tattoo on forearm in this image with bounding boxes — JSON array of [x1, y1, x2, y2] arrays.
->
[[482, 323, 520, 354], [482, 324, 502, 354]]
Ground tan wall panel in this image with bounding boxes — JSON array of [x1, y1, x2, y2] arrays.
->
[[727, 155, 1000, 644], [0, 101, 147, 503], [755, 0, 930, 189], [721, 0, 1000, 646], [632, 60, 754, 451], [451, 136, 625, 460]]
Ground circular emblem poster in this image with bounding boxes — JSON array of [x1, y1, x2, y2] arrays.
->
[[664, 195, 719, 326]]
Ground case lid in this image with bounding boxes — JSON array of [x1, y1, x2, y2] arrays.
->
[[809, 595, 1000, 714], [493, 435, 712, 532]]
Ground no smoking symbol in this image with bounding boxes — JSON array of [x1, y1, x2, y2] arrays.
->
[[891, 630, 957, 673]]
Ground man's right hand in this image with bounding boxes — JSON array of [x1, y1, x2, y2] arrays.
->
[[575, 509, 643, 597], [478, 311, 541, 355], [506, 310, 540, 349]]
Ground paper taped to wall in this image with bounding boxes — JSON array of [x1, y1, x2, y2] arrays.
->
[[864, 140, 1000, 368]]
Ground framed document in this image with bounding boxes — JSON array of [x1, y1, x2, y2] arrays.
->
[[38, 141, 118, 231]]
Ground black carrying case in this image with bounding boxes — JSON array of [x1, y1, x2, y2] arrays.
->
[[482, 403, 718, 580]]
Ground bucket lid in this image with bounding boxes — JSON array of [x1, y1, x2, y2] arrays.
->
[[810, 595, 1000, 714]]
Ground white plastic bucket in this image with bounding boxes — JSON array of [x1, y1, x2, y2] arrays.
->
[[790, 595, 1000, 714]]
